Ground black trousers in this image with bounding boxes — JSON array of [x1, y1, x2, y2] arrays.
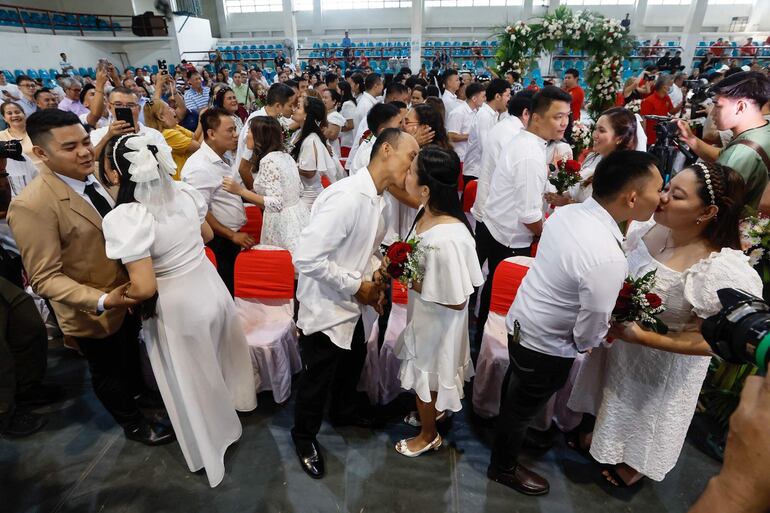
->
[[491, 338, 575, 470], [207, 234, 241, 296], [0, 278, 47, 418], [75, 314, 144, 426], [292, 317, 367, 441], [475, 228, 530, 345]]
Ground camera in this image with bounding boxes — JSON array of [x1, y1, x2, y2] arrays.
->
[[701, 288, 770, 374], [0, 140, 24, 161], [643, 114, 697, 183], [683, 78, 713, 119]]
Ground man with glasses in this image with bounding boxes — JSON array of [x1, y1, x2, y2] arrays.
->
[[89, 86, 169, 161], [14, 76, 38, 118], [57, 78, 88, 117]]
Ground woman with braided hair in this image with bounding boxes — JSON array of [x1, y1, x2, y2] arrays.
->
[[567, 161, 762, 488], [392, 146, 483, 457], [98, 134, 257, 487]]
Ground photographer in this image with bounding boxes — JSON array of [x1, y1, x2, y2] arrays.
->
[[640, 76, 683, 145], [677, 71, 770, 213], [688, 371, 770, 513]]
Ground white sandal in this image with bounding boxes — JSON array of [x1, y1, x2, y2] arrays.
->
[[395, 434, 442, 457], [403, 410, 447, 427]]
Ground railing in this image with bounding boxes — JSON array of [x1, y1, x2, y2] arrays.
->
[[0, 3, 161, 38]]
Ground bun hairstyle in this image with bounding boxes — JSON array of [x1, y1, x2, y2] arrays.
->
[[601, 107, 638, 151], [689, 161, 745, 251], [412, 145, 471, 233]]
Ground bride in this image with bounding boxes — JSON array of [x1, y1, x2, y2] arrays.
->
[[99, 134, 258, 487], [568, 161, 762, 487]]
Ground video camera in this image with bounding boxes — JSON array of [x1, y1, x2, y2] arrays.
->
[[683, 78, 713, 119], [0, 140, 24, 161], [643, 114, 697, 183], [702, 288, 770, 374]]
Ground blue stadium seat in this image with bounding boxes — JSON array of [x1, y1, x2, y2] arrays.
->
[[169, 64, 177, 75], [26, 69, 39, 79], [2, 70, 13, 82]]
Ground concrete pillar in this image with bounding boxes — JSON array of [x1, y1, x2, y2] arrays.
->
[[548, 0, 560, 12], [311, 0, 323, 37], [282, 0, 299, 64], [521, 0, 533, 21], [747, 0, 770, 32], [410, 0, 424, 73], [680, 0, 708, 73], [631, 0, 647, 34]]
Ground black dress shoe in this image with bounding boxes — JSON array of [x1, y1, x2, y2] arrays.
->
[[15, 384, 64, 408], [292, 435, 325, 479], [487, 463, 550, 496], [330, 413, 378, 429], [0, 411, 46, 438], [124, 419, 175, 446]]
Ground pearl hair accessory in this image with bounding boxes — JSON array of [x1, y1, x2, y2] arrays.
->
[[694, 162, 716, 206]]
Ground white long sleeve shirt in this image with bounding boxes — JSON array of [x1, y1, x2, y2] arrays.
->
[[484, 129, 549, 248], [472, 115, 524, 223], [506, 197, 627, 358], [294, 168, 386, 349], [446, 101, 476, 162], [462, 102, 499, 178]]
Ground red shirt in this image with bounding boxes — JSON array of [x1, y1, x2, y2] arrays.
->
[[567, 85, 584, 121], [640, 92, 674, 144], [710, 42, 726, 57], [741, 43, 757, 57]]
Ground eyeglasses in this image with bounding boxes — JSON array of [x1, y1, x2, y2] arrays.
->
[[20, 83, 36, 88], [111, 102, 140, 110]]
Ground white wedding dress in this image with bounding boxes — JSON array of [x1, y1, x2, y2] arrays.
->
[[395, 222, 484, 412], [103, 181, 258, 488], [253, 150, 309, 255], [568, 220, 762, 481]]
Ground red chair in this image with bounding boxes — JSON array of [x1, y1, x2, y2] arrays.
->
[[473, 256, 532, 418], [241, 206, 263, 244], [321, 175, 331, 188], [462, 180, 477, 213], [233, 247, 300, 403], [457, 173, 465, 192], [391, 280, 409, 305], [204, 247, 217, 268]]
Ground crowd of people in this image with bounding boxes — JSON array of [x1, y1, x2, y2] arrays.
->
[[2, 50, 770, 513]]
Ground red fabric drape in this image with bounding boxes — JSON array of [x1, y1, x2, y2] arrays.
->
[[489, 261, 529, 315], [234, 248, 295, 299]]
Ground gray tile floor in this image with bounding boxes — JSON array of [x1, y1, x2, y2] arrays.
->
[[1, 344, 720, 513]]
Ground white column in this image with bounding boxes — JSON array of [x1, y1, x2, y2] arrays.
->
[[282, 0, 299, 63], [521, 0, 534, 21], [631, 0, 647, 34], [410, 0, 424, 73], [311, 0, 323, 37], [747, 0, 770, 32], [548, 0, 560, 12], [679, 0, 708, 73]]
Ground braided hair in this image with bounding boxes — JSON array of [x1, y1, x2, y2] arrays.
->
[[688, 161, 745, 250], [412, 145, 471, 233]]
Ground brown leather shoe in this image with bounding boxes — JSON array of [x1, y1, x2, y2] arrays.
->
[[487, 463, 550, 496]]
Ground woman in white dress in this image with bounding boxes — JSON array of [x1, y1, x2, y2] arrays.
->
[[321, 88, 347, 161], [292, 96, 342, 208], [567, 161, 762, 487], [394, 146, 484, 457], [546, 107, 639, 206], [99, 134, 258, 488], [338, 81, 357, 153], [222, 116, 309, 255]]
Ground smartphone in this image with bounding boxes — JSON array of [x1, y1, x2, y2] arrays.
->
[[158, 59, 168, 76], [97, 58, 110, 72], [114, 107, 135, 129]]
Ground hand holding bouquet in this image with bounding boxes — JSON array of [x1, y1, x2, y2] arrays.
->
[[611, 270, 668, 336], [548, 157, 582, 195]]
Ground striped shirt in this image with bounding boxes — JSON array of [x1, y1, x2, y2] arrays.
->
[[183, 86, 210, 111]]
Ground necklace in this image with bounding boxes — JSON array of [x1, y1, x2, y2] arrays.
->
[[659, 230, 702, 254]]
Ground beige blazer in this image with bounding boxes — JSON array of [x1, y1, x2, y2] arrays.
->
[[7, 165, 128, 339]]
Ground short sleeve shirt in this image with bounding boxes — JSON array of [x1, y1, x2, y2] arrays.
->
[[718, 122, 770, 212]]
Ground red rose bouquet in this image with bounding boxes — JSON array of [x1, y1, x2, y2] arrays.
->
[[549, 157, 582, 195], [612, 270, 668, 334], [383, 237, 429, 286]]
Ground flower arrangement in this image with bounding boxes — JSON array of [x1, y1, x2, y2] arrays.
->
[[569, 121, 594, 154], [495, 6, 634, 120], [282, 126, 297, 154], [549, 157, 582, 194], [625, 99, 642, 114], [740, 216, 770, 278], [383, 238, 431, 288], [612, 270, 668, 334]]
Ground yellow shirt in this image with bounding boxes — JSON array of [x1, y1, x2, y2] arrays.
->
[[162, 125, 194, 180]]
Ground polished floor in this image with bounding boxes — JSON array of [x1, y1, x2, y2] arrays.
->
[[2, 342, 719, 513]]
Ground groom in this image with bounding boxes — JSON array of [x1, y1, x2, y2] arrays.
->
[[291, 128, 419, 479], [8, 109, 174, 446], [487, 150, 663, 495]]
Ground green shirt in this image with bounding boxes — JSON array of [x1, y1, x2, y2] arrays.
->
[[231, 83, 254, 107], [717, 122, 770, 212]]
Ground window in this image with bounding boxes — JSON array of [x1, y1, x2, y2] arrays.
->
[[225, 0, 283, 13], [425, 0, 522, 6], [647, 0, 691, 5], [563, 0, 634, 4], [321, 0, 412, 8], [709, 0, 752, 3]]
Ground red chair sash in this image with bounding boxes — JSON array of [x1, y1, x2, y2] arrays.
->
[[241, 206, 263, 244], [462, 179, 477, 212], [234, 248, 295, 299], [321, 175, 331, 188], [204, 247, 217, 268], [392, 280, 408, 305], [489, 261, 529, 315], [457, 171, 464, 192]]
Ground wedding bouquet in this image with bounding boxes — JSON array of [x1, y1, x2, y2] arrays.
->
[[740, 216, 770, 281], [382, 238, 430, 288], [282, 126, 297, 154], [625, 99, 641, 114], [612, 270, 668, 334], [570, 121, 594, 154], [549, 157, 582, 194]]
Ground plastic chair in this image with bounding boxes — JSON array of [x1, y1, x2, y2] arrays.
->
[[472, 256, 532, 418], [204, 247, 217, 267], [241, 206, 263, 243], [234, 246, 300, 403]]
